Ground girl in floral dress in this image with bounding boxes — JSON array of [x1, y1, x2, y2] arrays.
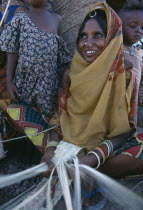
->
[[0, 0, 71, 152]]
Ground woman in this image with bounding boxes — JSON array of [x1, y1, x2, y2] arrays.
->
[[42, 2, 143, 183]]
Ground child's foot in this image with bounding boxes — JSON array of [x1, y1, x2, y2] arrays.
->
[[82, 188, 107, 208]]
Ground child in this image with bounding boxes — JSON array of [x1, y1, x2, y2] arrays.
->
[[0, 0, 71, 152], [118, 0, 143, 130], [0, 0, 71, 118], [0, 0, 29, 106]]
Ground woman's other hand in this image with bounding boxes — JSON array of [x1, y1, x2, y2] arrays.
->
[[41, 147, 55, 178], [7, 82, 20, 100], [124, 59, 133, 70], [79, 154, 99, 168]]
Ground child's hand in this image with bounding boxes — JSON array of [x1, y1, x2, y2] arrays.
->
[[7, 82, 20, 101], [124, 59, 133, 70]]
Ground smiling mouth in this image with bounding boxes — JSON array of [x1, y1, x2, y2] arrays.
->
[[85, 50, 97, 56]]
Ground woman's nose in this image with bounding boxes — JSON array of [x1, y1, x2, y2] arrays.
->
[[86, 38, 95, 47]]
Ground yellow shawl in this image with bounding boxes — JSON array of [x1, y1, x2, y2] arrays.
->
[[51, 2, 134, 151]]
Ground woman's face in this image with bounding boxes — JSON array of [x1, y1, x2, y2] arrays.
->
[[78, 18, 106, 63]]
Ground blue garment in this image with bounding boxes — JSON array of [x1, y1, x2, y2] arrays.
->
[[0, 0, 29, 24], [0, 0, 53, 23]]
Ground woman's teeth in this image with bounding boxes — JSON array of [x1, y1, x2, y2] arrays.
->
[[86, 51, 96, 55]]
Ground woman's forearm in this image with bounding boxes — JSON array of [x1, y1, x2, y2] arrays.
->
[[109, 130, 132, 151], [87, 130, 132, 167], [49, 129, 62, 142], [44, 129, 62, 151]]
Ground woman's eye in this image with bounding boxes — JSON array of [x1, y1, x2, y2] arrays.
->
[[80, 34, 87, 39], [94, 33, 103, 38]]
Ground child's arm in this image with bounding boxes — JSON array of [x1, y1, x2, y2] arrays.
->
[[124, 59, 133, 70], [57, 14, 62, 36], [7, 53, 20, 100], [0, 22, 4, 34]]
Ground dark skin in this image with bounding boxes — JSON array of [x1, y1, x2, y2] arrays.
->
[[118, 10, 143, 79], [41, 129, 62, 177], [41, 130, 132, 177], [7, 0, 62, 100], [0, 22, 4, 35], [118, 10, 143, 46], [7, 53, 19, 100], [41, 17, 143, 206], [106, 0, 127, 13]]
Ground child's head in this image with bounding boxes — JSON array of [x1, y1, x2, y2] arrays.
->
[[26, 0, 49, 8], [118, 0, 143, 46]]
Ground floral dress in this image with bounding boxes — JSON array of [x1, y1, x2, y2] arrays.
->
[[0, 11, 71, 118]]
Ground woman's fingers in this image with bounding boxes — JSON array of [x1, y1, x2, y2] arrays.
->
[[42, 162, 55, 178], [41, 148, 55, 164]]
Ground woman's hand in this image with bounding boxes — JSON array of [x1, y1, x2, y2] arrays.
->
[[41, 147, 56, 178], [7, 82, 20, 101]]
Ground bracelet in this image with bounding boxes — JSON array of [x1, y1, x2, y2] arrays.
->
[[101, 142, 111, 157], [94, 146, 106, 164], [104, 140, 114, 153], [87, 151, 100, 169], [45, 141, 59, 150], [98, 145, 108, 159]]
